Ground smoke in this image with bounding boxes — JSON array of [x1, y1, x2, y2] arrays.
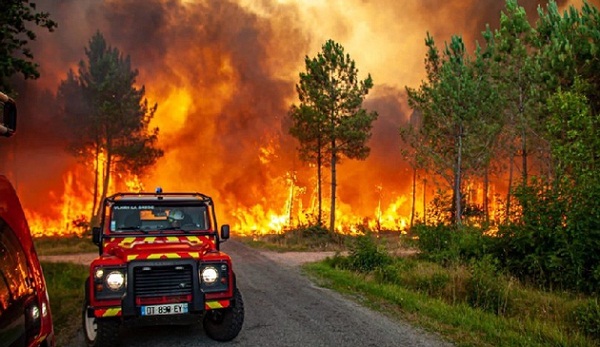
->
[[3, 0, 598, 230]]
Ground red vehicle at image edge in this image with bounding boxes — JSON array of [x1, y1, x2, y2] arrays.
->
[[82, 189, 245, 346], [0, 92, 55, 347]]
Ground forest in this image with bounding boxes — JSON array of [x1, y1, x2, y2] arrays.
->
[[402, 0, 600, 294]]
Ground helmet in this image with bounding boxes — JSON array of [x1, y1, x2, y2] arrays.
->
[[168, 209, 185, 221]]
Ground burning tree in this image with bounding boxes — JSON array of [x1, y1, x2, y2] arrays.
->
[[289, 39, 378, 232], [58, 32, 163, 223]]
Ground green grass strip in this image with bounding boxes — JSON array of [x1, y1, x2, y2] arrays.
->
[[303, 262, 594, 347], [42, 261, 88, 346], [35, 236, 97, 255]]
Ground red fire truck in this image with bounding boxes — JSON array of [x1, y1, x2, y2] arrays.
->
[[0, 91, 55, 347], [83, 189, 244, 346]]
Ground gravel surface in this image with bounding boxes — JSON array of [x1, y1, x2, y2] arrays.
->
[[47, 240, 453, 347]]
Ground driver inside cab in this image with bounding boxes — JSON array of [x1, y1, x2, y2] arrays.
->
[[168, 209, 185, 227]]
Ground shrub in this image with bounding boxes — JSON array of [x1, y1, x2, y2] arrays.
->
[[325, 252, 351, 269], [346, 232, 392, 272], [466, 256, 512, 315], [572, 298, 600, 340], [412, 224, 490, 265], [414, 272, 450, 297], [374, 257, 419, 283]]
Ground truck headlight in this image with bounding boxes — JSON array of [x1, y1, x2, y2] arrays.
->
[[201, 266, 219, 284], [106, 271, 125, 291]]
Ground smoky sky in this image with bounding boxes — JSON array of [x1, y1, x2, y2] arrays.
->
[[2, 0, 597, 227]]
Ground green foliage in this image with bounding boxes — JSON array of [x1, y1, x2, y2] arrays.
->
[[466, 256, 511, 315], [41, 261, 88, 346], [306, 258, 599, 346], [406, 32, 502, 225], [344, 232, 392, 272], [573, 298, 600, 340], [388, 261, 450, 298], [404, 0, 600, 295], [0, 1, 57, 91], [289, 39, 378, 230], [537, 0, 600, 113], [58, 32, 164, 220], [411, 224, 489, 265]]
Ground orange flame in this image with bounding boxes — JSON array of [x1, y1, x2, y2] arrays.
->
[[13, 0, 534, 238]]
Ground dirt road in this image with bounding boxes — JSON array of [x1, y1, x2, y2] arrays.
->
[[59, 240, 452, 347]]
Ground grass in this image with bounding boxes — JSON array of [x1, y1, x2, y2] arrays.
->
[[303, 259, 597, 347], [41, 261, 88, 346], [34, 235, 97, 255]]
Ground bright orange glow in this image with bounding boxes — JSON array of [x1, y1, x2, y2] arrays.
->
[[26, 169, 93, 237], [12, 0, 585, 237]]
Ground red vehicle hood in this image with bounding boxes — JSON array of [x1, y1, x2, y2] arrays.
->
[[102, 235, 217, 261]]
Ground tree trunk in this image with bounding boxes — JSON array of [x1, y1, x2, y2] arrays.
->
[[454, 128, 463, 226], [329, 145, 337, 233], [287, 174, 295, 228], [101, 153, 111, 209], [317, 145, 322, 226], [96, 148, 112, 221], [506, 155, 514, 223], [410, 166, 417, 228], [483, 167, 489, 224], [91, 144, 100, 224], [519, 88, 528, 186], [423, 178, 427, 226], [521, 127, 528, 185]]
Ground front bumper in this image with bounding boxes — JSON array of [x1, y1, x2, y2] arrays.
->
[[122, 259, 202, 316], [91, 258, 231, 319]]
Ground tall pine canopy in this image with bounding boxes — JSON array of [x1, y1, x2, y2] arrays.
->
[[289, 39, 378, 232], [58, 32, 163, 222]]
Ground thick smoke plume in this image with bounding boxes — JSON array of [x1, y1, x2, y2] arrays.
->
[[2, 0, 596, 232]]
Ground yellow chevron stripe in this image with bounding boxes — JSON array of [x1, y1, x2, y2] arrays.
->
[[119, 237, 136, 247], [107, 236, 210, 248], [186, 236, 201, 244], [147, 253, 181, 259], [205, 301, 225, 309], [102, 308, 121, 317]]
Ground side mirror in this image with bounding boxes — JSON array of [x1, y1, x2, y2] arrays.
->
[[220, 224, 230, 240], [92, 226, 102, 246], [0, 92, 17, 137]]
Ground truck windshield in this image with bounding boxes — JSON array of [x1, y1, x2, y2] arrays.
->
[[109, 204, 210, 232]]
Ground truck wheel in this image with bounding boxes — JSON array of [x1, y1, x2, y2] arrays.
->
[[82, 299, 120, 347], [203, 287, 244, 341]]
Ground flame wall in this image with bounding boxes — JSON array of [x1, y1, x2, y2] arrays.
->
[[1, 0, 597, 235]]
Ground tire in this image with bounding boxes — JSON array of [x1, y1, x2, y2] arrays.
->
[[203, 287, 244, 341], [82, 278, 121, 347]]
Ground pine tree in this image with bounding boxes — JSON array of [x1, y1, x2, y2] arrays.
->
[[58, 32, 163, 222], [289, 40, 378, 232]]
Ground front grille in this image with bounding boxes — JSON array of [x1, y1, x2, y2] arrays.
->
[[133, 264, 193, 297]]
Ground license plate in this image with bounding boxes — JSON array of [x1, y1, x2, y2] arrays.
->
[[141, 303, 188, 316]]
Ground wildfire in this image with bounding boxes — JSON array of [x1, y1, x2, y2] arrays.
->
[[24, 159, 418, 237], [10, 0, 527, 238], [26, 170, 92, 237]]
